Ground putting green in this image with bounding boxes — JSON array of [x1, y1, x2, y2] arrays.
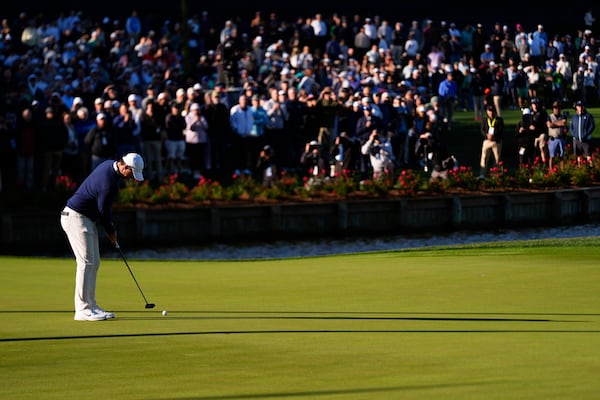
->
[[1, 238, 599, 399]]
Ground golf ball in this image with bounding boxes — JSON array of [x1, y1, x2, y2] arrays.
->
[[162, 310, 168, 316]]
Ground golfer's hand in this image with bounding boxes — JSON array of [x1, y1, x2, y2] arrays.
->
[[107, 232, 117, 246]]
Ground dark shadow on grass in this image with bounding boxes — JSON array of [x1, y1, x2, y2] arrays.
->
[[122, 315, 566, 322], [1, 310, 595, 342], [140, 380, 507, 400], [3, 328, 599, 343], [2, 310, 600, 316]]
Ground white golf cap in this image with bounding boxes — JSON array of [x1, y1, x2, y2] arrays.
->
[[122, 153, 145, 181]]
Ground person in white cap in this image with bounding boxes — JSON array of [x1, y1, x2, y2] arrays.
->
[[60, 153, 145, 321]]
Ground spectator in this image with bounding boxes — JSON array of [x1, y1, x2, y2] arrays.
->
[[301, 93, 320, 142], [427, 45, 445, 73], [479, 104, 504, 177], [480, 43, 495, 66], [248, 94, 269, 169], [470, 68, 487, 121], [164, 101, 187, 174], [15, 108, 37, 190], [546, 101, 568, 169], [230, 94, 255, 173], [202, 89, 232, 176], [515, 31, 529, 62], [524, 64, 541, 101], [437, 70, 458, 130], [405, 105, 428, 168], [283, 86, 306, 171], [85, 112, 116, 172], [488, 63, 504, 117], [40, 107, 68, 191], [404, 31, 420, 61], [126, 94, 143, 152], [139, 101, 165, 183], [582, 65, 596, 107], [310, 13, 328, 50], [429, 135, 457, 182], [570, 100, 595, 165], [353, 26, 371, 61], [113, 103, 138, 158], [584, 8, 595, 30], [125, 10, 142, 47], [73, 107, 96, 184], [300, 140, 327, 183], [330, 131, 358, 176], [556, 54, 572, 100], [361, 129, 395, 180], [315, 86, 342, 161], [528, 24, 547, 68], [529, 98, 549, 165], [184, 103, 210, 179], [263, 88, 289, 169], [256, 144, 278, 187], [61, 111, 79, 184], [390, 21, 405, 64], [297, 67, 319, 95], [515, 107, 536, 167], [513, 64, 528, 109]]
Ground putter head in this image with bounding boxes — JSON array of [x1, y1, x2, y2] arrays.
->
[[145, 303, 156, 309]]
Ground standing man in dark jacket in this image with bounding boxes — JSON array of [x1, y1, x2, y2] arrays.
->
[[529, 98, 549, 165], [85, 112, 116, 172], [488, 63, 504, 117], [570, 100, 595, 165], [202, 90, 232, 178]]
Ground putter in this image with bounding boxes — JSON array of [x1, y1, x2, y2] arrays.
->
[[114, 242, 155, 309]]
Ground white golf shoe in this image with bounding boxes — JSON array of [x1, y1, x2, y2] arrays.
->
[[74, 309, 107, 321], [93, 306, 115, 319]]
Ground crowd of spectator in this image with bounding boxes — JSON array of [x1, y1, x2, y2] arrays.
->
[[0, 8, 597, 193]]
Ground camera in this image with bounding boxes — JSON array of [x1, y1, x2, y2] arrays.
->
[[442, 155, 457, 170], [369, 144, 381, 156], [308, 141, 320, 152], [262, 145, 273, 157]]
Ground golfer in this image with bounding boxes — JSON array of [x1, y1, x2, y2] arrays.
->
[[60, 153, 145, 321]]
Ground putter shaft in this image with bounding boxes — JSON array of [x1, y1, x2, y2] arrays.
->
[[115, 243, 154, 308]]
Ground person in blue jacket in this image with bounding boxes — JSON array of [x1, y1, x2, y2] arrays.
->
[[570, 100, 595, 165]]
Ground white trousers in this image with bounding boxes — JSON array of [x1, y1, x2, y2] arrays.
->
[[60, 207, 100, 312]]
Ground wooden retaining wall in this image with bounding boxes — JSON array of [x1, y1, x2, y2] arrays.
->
[[3, 187, 600, 254]]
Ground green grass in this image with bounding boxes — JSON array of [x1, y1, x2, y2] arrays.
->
[[1, 238, 600, 399]]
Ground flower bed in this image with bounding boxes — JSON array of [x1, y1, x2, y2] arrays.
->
[[105, 152, 600, 208]]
